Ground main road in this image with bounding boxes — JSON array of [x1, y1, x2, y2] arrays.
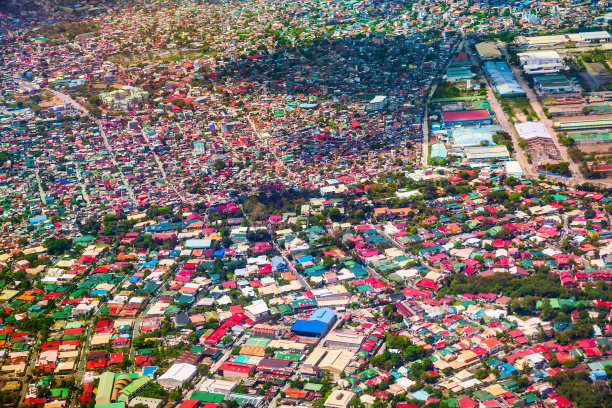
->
[[495, 42, 587, 185], [461, 40, 535, 178]]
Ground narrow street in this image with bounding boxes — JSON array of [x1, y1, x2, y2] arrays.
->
[[49, 89, 137, 202], [34, 169, 47, 209], [75, 167, 91, 204]]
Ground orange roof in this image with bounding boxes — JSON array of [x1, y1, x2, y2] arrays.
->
[[281, 272, 296, 281], [286, 389, 308, 399], [482, 337, 501, 348]]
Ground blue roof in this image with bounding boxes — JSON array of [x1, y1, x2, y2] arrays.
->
[[291, 319, 328, 335], [412, 390, 430, 401], [291, 307, 336, 335], [296, 255, 314, 264], [142, 366, 158, 377], [271, 256, 286, 266], [309, 307, 336, 324], [29, 215, 47, 224]]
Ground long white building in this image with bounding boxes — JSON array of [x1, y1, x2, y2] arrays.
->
[[518, 51, 566, 75]]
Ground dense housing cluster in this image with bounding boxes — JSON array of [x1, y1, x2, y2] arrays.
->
[[1, 1, 612, 408]]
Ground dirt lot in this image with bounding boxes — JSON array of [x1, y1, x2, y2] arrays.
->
[[555, 113, 612, 122], [39, 94, 64, 107], [576, 143, 612, 154]]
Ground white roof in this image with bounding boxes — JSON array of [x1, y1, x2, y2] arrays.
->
[[580, 31, 611, 40], [245, 299, 269, 315], [518, 50, 561, 59], [504, 161, 523, 175], [158, 363, 197, 382], [514, 121, 552, 140]]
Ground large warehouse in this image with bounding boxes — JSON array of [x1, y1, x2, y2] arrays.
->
[[483, 62, 524, 96], [291, 307, 337, 338], [441, 110, 492, 128], [518, 51, 566, 75], [514, 121, 553, 143], [465, 145, 511, 164], [157, 363, 197, 389]]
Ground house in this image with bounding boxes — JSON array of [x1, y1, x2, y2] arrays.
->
[[271, 256, 288, 273], [244, 299, 270, 321], [325, 390, 355, 408]]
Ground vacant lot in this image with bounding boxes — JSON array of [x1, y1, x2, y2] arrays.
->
[[576, 143, 612, 154]]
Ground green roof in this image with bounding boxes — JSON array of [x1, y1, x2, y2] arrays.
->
[[97, 372, 116, 403], [304, 383, 323, 391], [190, 391, 225, 403], [554, 119, 612, 130], [95, 403, 125, 408], [120, 375, 150, 397]]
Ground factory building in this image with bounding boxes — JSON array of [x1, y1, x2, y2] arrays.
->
[[291, 307, 337, 338]]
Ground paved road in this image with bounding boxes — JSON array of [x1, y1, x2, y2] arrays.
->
[[460, 40, 536, 178], [34, 169, 47, 209], [75, 167, 91, 204], [495, 43, 587, 184], [374, 224, 437, 274]]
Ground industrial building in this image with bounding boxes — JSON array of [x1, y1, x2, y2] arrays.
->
[[447, 125, 502, 149], [534, 74, 575, 93], [464, 145, 511, 164], [157, 363, 197, 389], [199, 379, 237, 394], [567, 131, 612, 145], [445, 66, 475, 82], [291, 307, 337, 338], [515, 121, 553, 142], [504, 161, 524, 177], [515, 122, 562, 165], [319, 349, 354, 375], [516, 31, 612, 48], [430, 143, 448, 160], [518, 51, 566, 75], [441, 110, 492, 128], [324, 331, 365, 351], [483, 62, 524, 96], [554, 119, 612, 131], [302, 347, 355, 375]]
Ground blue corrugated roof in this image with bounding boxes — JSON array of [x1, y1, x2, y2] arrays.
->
[[291, 319, 328, 335], [309, 307, 336, 324]]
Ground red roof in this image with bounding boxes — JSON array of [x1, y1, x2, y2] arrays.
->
[[442, 109, 491, 122], [178, 400, 199, 408], [219, 362, 254, 373]]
